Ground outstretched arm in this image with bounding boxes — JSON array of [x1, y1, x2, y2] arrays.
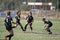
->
[[43, 24, 48, 30], [11, 17, 16, 24]]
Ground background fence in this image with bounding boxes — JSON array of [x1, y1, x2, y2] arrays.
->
[[0, 11, 16, 17], [0, 10, 60, 18]]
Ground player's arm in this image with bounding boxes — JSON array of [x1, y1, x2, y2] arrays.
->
[[11, 20, 16, 24], [44, 24, 46, 28], [18, 17, 20, 20], [32, 17, 34, 22], [43, 22, 47, 29], [26, 15, 28, 20], [11, 17, 16, 24], [44, 24, 48, 30], [31, 17, 34, 23], [15, 15, 17, 19]]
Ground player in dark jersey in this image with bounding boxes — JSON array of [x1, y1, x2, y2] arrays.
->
[[24, 11, 34, 31], [13, 10, 24, 31], [4, 11, 15, 40], [42, 18, 53, 34]]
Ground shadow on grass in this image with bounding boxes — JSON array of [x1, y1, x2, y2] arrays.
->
[[24, 31, 47, 35], [24, 31, 60, 36]]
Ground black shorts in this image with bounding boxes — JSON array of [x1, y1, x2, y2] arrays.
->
[[16, 21, 20, 24], [28, 21, 32, 23], [5, 25, 12, 31], [48, 23, 53, 27]]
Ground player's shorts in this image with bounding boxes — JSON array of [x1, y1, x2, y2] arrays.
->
[[16, 21, 20, 24], [27, 21, 32, 23], [48, 23, 53, 27], [5, 25, 12, 31]]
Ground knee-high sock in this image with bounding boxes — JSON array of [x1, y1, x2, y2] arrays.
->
[[6, 34, 13, 40], [30, 27, 33, 31], [24, 24, 28, 31], [47, 29, 51, 33]]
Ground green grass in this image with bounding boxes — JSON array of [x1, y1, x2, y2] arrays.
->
[[0, 17, 60, 40]]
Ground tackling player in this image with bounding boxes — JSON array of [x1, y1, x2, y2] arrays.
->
[[42, 18, 53, 34]]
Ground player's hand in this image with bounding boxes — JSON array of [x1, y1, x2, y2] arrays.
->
[[43, 25, 46, 30], [11, 21, 16, 24]]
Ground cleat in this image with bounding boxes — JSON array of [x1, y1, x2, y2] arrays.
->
[[49, 32, 52, 34]]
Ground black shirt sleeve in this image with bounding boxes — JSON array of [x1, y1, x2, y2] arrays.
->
[[11, 17, 13, 21]]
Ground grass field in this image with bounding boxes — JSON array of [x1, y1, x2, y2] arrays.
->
[[0, 17, 60, 40]]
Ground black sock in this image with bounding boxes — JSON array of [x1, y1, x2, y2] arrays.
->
[[21, 26, 24, 31], [19, 24, 24, 31], [9, 34, 13, 40], [6, 35, 11, 37], [6, 34, 13, 40], [30, 27, 33, 31], [24, 24, 28, 31], [47, 29, 51, 33]]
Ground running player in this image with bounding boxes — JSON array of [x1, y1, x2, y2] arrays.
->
[[24, 11, 34, 31], [42, 18, 53, 34], [4, 11, 15, 40], [13, 10, 24, 31]]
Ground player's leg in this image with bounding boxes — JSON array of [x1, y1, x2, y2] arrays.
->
[[46, 27, 52, 34], [29, 23, 33, 31], [19, 22, 24, 31], [8, 29, 14, 40], [46, 25, 52, 34], [24, 23, 29, 31], [4, 25, 8, 40], [5, 29, 14, 40]]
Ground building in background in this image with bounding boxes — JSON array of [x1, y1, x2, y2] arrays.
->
[[26, 0, 57, 10], [0, 0, 59, 11]]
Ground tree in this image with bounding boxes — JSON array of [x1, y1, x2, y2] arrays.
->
[[59, 0, 60, 9]]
